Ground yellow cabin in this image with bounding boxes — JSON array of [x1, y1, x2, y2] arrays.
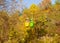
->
[[24, 20, 30, 27]]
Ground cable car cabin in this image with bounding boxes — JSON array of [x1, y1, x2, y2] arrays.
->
[[24, 18, 30, 27]]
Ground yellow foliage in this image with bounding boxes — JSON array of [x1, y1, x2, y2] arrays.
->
[[39, 14, 47, 22], [0, 2, 60, 43], [29, 4, 39, 14]]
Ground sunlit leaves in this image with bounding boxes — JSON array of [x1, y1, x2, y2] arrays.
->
[[29, 4, 39, 14], [39, 14, 47, 22]]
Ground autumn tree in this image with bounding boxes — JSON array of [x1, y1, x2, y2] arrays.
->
[[40, 0, 51, 10], [0, 11, 9, 43]]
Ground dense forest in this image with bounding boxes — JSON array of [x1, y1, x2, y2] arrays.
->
[[0, 0, 60, 43]]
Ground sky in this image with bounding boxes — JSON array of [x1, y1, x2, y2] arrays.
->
[[22, 0, 42, 8], [22, 0, 56, 8]]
